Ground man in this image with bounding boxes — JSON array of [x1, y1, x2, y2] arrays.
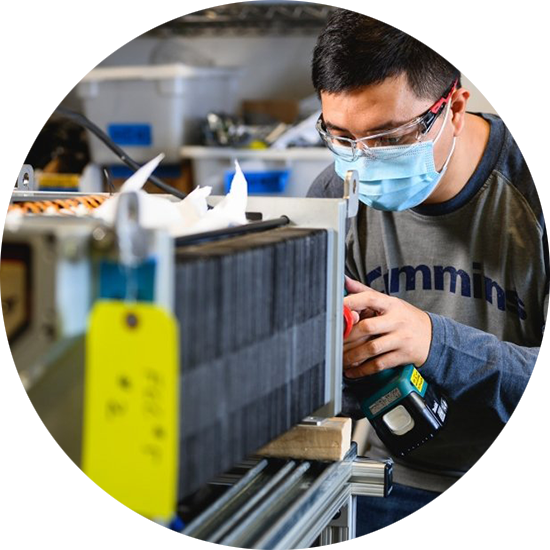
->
[[307, 9, 548, 535]]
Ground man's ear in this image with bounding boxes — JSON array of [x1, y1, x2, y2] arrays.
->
[[450, 88, 470, 136]]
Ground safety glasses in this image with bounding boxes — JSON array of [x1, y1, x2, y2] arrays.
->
[[317, 79, 458, 160]]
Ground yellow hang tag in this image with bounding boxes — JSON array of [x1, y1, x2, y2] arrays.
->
[[82, 300, 179, 520]]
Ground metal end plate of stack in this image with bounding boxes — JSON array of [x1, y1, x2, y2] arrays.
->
[[174, 226, 328, 498]]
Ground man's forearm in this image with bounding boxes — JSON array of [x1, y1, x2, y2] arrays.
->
[[420, 313, 539, 424]]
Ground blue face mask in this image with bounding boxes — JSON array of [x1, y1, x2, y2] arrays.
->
[[334, 103, 456, 212]]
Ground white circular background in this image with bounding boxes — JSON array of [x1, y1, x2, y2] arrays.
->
[[1, 1, 547, 548]]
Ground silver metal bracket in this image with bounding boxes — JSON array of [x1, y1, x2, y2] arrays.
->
[[343, 169, 359, 218], [115, 191, 149, 267], [299, 416, 327, 426], [319, 495, 357, 545], [16, 164, 36, 191]]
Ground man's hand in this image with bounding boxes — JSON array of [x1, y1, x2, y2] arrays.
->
[[343, 277, 432, 378]]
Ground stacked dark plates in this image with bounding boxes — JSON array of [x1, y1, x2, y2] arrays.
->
[[174, 226, 328, 498]]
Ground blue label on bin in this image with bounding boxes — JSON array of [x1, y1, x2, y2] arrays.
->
[[108, 124, 152, 146]]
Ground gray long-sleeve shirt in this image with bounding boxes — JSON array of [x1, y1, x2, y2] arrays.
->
[[308, 113, 548, 492]]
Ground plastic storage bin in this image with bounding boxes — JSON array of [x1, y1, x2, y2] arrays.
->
[[77, 64, 239, 165], [224, 169, 290, 195], [181, 146, 333, 197]]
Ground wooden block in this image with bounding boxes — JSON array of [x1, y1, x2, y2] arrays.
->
[[256, 417, 352, 461]]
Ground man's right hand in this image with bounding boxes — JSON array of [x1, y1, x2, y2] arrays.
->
[[343, 276, 432, 378]]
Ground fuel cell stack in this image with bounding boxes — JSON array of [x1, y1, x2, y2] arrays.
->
[[174, 226, 328, 497]]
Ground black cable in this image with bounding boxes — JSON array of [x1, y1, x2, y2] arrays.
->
[[54, 106, 187, 199]]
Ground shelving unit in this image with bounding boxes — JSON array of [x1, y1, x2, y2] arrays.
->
[[147, 2, 337, 37]]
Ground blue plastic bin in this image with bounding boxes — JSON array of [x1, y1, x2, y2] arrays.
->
[[224, 169, 290, 195]]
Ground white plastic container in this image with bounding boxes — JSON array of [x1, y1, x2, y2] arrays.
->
[[77, 64, 240, 165], [180, 146, 333, 197]]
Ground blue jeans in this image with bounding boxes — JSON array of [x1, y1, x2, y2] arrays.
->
[[356, 483, 440, 536]]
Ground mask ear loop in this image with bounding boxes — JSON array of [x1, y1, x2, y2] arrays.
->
[[433, 99, 453, 145]]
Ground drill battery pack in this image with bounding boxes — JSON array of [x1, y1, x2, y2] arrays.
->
[[360, 365, 448, 457]]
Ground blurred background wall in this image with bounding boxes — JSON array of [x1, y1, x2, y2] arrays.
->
[[65, 2, 496, 114]]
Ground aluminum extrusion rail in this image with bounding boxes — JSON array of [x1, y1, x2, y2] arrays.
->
[[181, 443, 392, 549]]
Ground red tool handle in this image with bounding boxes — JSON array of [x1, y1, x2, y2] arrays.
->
[[343, 305, 354, 339]]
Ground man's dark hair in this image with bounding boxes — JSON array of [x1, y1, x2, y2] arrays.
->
[[312, 9, 460, 100]]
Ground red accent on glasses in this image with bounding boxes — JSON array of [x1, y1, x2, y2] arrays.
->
[[429, 79, 458, 114]]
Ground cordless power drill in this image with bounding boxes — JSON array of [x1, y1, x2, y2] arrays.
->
[[343, 305, 449, 457]]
